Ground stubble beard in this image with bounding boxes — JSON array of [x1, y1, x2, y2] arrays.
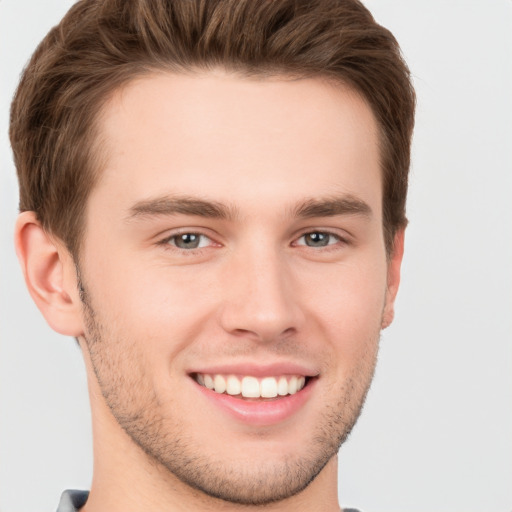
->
[[79, 278, 379, 506]]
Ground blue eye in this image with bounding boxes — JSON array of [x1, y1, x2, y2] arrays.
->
[[297, 232, 340, 247], [167, 233, 211, 249]]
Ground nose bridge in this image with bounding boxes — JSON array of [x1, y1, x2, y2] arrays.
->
[[219, 240, 301, 341]]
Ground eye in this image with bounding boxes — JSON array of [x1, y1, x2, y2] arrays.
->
[[164, 232, 212, 250], [296, 231, 341, 248]]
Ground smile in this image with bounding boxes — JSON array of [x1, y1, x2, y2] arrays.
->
[[194, 373, 307, 399]]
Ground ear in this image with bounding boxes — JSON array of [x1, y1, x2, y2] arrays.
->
[[381, 229, 405, 329], [14, 211, 84, 337]]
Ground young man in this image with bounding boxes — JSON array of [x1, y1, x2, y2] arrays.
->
[[10, 1, 415, 510]]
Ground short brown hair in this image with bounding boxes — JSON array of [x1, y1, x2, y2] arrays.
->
[[10, 0, 415, 257]]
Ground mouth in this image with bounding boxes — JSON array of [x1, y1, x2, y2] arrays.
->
[[192, 373, 311, 401], [189, 365, 318, 425]]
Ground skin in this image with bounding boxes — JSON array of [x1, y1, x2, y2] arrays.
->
[[15, 71, 404, 512]]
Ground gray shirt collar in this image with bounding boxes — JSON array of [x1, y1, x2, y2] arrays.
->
[[56, 490, 89, 512]]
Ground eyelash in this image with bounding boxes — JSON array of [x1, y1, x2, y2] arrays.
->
[[293, 231, 346, 249], [157, 231, 216, 253], [156, 229, 349, 254]]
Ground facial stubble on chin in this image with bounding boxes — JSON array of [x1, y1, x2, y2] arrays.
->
[[77, 271, 379, 506]]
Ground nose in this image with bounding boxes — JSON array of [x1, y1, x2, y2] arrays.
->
[[218, 248, 304, 343]]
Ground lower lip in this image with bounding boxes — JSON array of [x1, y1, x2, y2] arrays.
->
[[193, 378, 316, 426]]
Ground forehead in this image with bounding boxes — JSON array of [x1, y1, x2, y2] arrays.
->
[[92, 70, 381, 216]]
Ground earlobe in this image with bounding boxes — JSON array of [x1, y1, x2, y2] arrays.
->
[[14, 211, 84, 337], [381, 229, 405, 330]]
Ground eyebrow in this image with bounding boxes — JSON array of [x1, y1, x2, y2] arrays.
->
[[292, 195, 373, 219], [126, 196, 239, 221], [125, 194, 372, 223]]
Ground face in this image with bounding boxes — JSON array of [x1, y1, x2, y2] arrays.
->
[[78, 71, 399, 505]]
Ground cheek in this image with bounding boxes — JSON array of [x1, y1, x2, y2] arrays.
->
[[85, 256, 221, 356], [298, 257, 387, 352]]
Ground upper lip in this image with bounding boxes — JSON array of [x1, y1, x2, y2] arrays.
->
[[188, 361, 319, 378]]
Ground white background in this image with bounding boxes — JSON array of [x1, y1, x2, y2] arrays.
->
[[1, 1, 511, 511]]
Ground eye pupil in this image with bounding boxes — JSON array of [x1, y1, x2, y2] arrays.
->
[[305, 232, 329, 247], [175, 233, 200, 249]]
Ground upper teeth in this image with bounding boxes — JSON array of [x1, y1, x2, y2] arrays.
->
[[196, 374, 306, 398]]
